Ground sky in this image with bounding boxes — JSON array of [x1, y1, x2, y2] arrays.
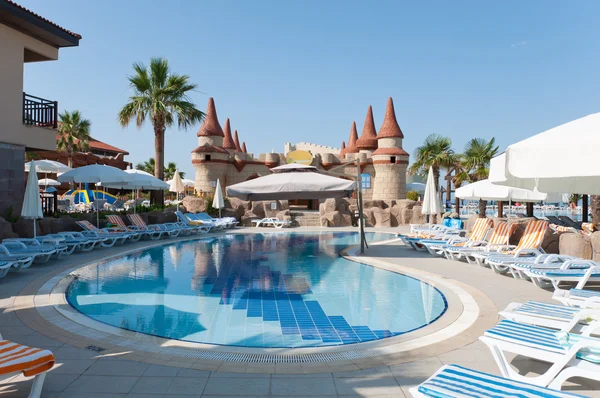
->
[[20, 0, 600, 179]]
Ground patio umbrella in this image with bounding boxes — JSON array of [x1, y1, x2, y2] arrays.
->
[[212, 179, 225, 218], [226, 163, 355, 200], [490, 113, 600, 194], [58, 165, 130, 227], [169, 170, 185, 210], [100, 169, 169, 214], [22, 161, 43, 237], [38, 178, 61, 187], [26, 160, 71, 191], [421, 167, 440, 228], [455, 179, 546, 202]]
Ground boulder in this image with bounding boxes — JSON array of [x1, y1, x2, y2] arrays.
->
[[411, 207, 426, 225], [51, 217, 79, 234], [322, 198, 337, 214], [0, 217, 17, 240], [363, 200, 388, 209], [241, 212, 260, 226], [395, 199, 417, 211], [276, 210, 291, 222], [182, 196, 206, 213], [263, 201, 288, 218], [560, 233, 592, 259], [589, 232, 600, 261], [163, 211, 177, 223], [541, 231, 560, 254], [147, 210, 166, 225], [372, 208, 391, 227], [325, 211, 343, 227], [12, 218, 40, 238], [249, 201, 265, 219]]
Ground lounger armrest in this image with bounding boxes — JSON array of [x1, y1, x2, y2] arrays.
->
[[488, 244, 516, 251], [513, 248, 543, 257], [560, 259, 597, 270], [1, 241, 28, 250], [3, 238, 39, 245], [465, 240, 488, 247]]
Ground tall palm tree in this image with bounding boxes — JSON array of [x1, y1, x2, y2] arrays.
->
[[118, 57, 204, 205], [57, 110, 91, 168], [136, 158, 185, 180], [461, 137, 499, 217], [136, 158, 155, 174], [164, 162, 185, 180], [408, 134, 455, 193]]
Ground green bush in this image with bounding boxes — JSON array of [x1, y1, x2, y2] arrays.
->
[[4, 205, 19, 223], [406, 190, 419, 201], [204, 195, 219, 217]]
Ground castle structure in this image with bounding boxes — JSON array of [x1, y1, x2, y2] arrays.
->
[[192, 97, 409, 202]]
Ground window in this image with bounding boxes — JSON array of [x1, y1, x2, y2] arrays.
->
[[205, 154, 211, 161], [360, 174, 371, 191], [390, 156, 396, 164]]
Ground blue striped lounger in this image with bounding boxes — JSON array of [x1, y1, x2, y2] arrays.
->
[[508, 301, 581, 321], [570, 289, 600, 300], [411, 364, 585, 397]]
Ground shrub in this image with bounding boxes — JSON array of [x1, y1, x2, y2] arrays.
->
[[204, 195, 219, 217], [406, 190, 419, 201]]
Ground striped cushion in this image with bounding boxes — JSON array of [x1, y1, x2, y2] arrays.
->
[[511, 301, 580, 321], [551, 224, 572, 233], [0, 340, 55, 377], [515, 220, 549, 252], [582, 223, 595, 236], [128, 214, 146, 227], [470, 218, 493, 242], [512, 262, 589, 272], [489, 222, 518, 245], [106, 215, 126, 228], [76, 220, 97, 231], [570, 289, 600, 299], [527, 269, 600, 278], [485, 320, 566, 352], [417, 364, 584, 397]]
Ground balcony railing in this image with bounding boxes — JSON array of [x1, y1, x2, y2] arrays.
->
[[23, 93, 58, 129]]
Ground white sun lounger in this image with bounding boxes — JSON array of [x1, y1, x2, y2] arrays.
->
[[499, 300, 600, 335], [0, 240, 60, 264], [554, 288, 600, 309], [480, 319, 600, 389], [251, 218, 291, 228], [505, 255, 580, 279], [409, 364, 585, 397], [525, 265, 600, 290]]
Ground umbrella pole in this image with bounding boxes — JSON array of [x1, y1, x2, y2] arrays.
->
[[356, 159, 365, 254], [33, 219, 36, 238]]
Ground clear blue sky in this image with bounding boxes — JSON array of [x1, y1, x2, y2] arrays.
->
[[21, 0, 600, 179]]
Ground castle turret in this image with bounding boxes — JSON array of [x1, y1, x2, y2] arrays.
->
[[242, 142, 247, 153], [339, 141, 346, 159], [192, 98, 230, 195], [345, 121, 359, 160], [222, 118, 236, 153], [356, 105, 378, 156], [233, 130, 242, 152], [372, 97, 410, 200]]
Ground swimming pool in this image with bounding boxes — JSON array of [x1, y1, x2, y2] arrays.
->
[[67, 232, 447, 348]]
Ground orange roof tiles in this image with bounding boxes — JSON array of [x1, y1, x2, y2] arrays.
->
[[222, 118, 236, 150], [196, 98, 224, 137], [377, 97, 404, 139], [55, 134, 129, 155], [356, 105, 378, 151], [345, 122, 359, 154], [192, 144, 229, 154], [4, 0, 82, 39]]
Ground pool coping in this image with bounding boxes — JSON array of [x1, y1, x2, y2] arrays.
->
[[16, 229, 498, 372]]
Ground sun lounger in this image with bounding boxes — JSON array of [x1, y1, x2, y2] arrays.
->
[[409, 364, 585, 397], [194, 212, 237, 228], [126, 214, 170, 239], [423, 218, 493, 256], [76, 220, 131, 246], [251, 217, 291, 228], [0, 240, 61, 264], [0, 249, 34, 271], [507, 256, 583, 279], [175, 211, 213, 233], [499, 300, 600, 335], [444, 221, 518, 262], [0, 332, 55, 398], [526, 264, 600, 290], [547, 215, 568, 226], [480, 220, 549, 274], [106, 215, 159, 240], [186, 213, 227, 230], [0, 261, 17, 279], [554, 288, 600, 309], [43, 233, 98, 252], [480, 319, 600, 389]]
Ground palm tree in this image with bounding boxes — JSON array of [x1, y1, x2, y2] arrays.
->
[[461, 138, 499, 217], [57, 110, 91, 168], [164, 162, 185, 180], [136, 158, 185, 180], [408, 134, 455, 193], [118, 57, 204, 205]]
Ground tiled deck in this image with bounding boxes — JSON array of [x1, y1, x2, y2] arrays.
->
[[1, 227, 599, 397]]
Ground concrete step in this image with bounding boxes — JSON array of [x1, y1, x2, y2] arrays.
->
[[290, 211, 321, 227]]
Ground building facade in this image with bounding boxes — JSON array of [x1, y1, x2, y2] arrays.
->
[[0, 0, 80, 214], [192, 97, 409, 202]]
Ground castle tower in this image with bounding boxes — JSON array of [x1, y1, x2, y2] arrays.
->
[[339, 141, 346, 159], [192, 98, 230, 195], [233, 130, 242, 152], [222, 118, 236, 153], [345, 121, 359, 160], [371, 97, 410, 200], [356, 105, 378, 158]]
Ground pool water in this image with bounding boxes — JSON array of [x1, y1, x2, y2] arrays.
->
[[67, 232, 447, 348]]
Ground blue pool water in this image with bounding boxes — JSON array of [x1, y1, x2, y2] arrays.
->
[[67, 232, 447, 348]]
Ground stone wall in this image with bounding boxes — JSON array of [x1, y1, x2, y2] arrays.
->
[[0, 143, 25, 216], [318, 198, 427, 227]]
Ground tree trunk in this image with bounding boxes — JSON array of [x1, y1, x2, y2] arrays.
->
[[478, 199, 487, 218], [67, 155, 73, 190], [150, 128, 165, 206], [454, 184, 461, 216], [591, 195, 600, 227], [446, 173, 452, 210]]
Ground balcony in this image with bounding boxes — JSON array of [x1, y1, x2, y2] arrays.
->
[[23, 93, 58, 129]]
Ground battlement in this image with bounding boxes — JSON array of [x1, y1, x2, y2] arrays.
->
[[284, 142, 340, 155]]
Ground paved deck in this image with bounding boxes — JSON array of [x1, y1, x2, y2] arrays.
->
[[1, 227, 599, 397]]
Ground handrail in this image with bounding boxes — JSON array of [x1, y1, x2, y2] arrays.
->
[[23, 92, 58, 129]]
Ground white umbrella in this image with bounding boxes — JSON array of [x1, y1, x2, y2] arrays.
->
[[455, 179, 546, 202], [100, 169, 169, 214], [181, 179, 195, 187], [58, 165, 130, 226], [38, 178, 61, 187], [25, 159, 70, 174], [490, 113, 600, 194], [212, 179, 225, 217], [169, 170, 185, 210], [22, 161, 43, 237], [226, 165, 355, 201], [421, 166, 440, 227]]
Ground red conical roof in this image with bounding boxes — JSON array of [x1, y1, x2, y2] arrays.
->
[[346, 122, 359, 154], [242, 142, 247, 153], [356, 105, 378, 150], [339, 141, 346, 158], [377, 97, 404, 139], [233, 130, 242, 152], [196, 98, 224, 137], [222, 118, 236, 149]]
